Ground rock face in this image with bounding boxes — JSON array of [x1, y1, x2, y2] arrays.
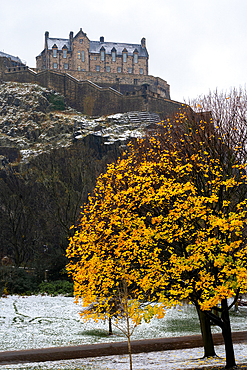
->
[[0, 81, 160, 165], [0, 81, 162, 269]]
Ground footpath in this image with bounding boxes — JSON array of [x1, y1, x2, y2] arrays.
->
[[0, 331, 246, 365]]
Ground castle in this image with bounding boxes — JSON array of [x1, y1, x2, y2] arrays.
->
[[1, 29, 182, 118], [36, 29, 170, 99], [36, 28, 148, 76]]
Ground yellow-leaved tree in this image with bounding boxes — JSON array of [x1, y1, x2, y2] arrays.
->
[[66, 150, 170, 370], [67, 89, 247, 369]]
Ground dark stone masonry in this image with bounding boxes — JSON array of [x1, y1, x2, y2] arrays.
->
[[2, 68, 182, 119]]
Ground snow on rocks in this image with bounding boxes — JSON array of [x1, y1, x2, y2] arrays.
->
[[0, 82, 160, 164]]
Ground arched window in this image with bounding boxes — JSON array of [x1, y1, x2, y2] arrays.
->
[[100, 49, 105, 61], [134, 54, 138, 63], [78, 51, 81, 59], [82, 51, 85, 62], [112, 51, 116, 62]]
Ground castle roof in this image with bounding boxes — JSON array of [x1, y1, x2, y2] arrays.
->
[[47, 38, 71, 51], [46, 36, 148, 57], [0, 51, 24, 64], [89, 41, 148, 57]]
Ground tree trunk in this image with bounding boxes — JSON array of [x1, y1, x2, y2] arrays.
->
[[127, 333, 133, 370], [221, 299, 236, 369], [196, 305, 216, 357], [108, 317, 113, 335], [126, 312, 132, 370]]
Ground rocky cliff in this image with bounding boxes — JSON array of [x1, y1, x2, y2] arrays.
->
[[0, 81, 160, 165], [0, 81, 160, 270]]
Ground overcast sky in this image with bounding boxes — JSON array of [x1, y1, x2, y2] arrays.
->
[[1, 0, 247, 102]]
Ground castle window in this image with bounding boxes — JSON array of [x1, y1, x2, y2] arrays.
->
[[53, 63, 57, 69], [94, 57, 97, 60], [78, 52, 81, 59], [123, 53, 127, 63], [134, 79, 138, 85], [117, 67, 121, 73], [82, 51, 85, 62], [79, 39, 83, 44], [64, 63, 68, 69], [63, 50, 67, 58], [53, 49, 57, 58], [96, 65, 100, 72], [139, 68, 143, 74], [128, 68, 132, 73], [112, 51, 116, 62], [134, 54, 138, 63], [78, 66, 81, 71], [107, 66, 111, 72], [100, 50, 105, 61]]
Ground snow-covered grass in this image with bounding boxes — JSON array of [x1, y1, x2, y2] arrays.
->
[[0, 295, 247, 369], [1, 344, 247, 369]]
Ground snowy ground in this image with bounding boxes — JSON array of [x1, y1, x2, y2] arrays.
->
[[1, 295, 247, 370], [1, 344, 247, 370]]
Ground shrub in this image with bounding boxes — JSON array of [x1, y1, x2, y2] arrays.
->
[[38, 280, 74, 296], [1, 267, 38, 295], [48, 93, 65, 111]]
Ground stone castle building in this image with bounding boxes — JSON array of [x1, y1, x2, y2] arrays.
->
[[36, 29, 170, 99], [0, 51, 25, 79], [36, 28, 148, 76]]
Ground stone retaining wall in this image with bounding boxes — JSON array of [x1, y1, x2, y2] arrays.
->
[[2, 69, 182, 119]]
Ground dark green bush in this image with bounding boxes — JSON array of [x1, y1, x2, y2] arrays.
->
[[1, 267, 38, 295], [48, 93, 65, 111], [38, 280, 74, 296]]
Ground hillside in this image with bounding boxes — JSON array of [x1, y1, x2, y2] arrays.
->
[[0, 81, 159, 287], [0, 81, 159, 165]]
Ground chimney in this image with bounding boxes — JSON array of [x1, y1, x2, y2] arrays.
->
[[100, 36, 104, 43], [45, 31, 49, 48], [69, 31, 74, 44], [141, 37, 146, 48]]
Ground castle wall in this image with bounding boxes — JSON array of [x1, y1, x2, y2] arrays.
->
[[34, 68, 170, 99], [2, 68, 181, 119], [0, 58, 6, 79]]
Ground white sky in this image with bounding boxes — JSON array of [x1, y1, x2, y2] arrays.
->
[[1, 0, 247, 102]]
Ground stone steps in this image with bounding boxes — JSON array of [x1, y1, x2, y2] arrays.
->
[[127, 111, 161, 125]]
